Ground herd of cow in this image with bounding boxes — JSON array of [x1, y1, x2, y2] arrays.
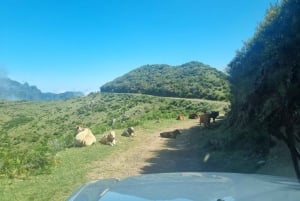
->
[[199, 111, 219, 127], [74, 126, 135, 147], [160, 111, 220, 139], [178, 111, 219, 127], [74, 111, 219, 146]]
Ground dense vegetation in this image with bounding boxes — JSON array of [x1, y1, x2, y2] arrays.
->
[[0, 77, 83, 101], [226, 0, 300, 180], [100, 61, 230, 101], [0, 92, 227, 179]]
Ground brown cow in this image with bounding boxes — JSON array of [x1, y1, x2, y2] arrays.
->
[[160, 129, 182, 139], [100, 131, 116, 146], [189, 113, 199, 119], [177, 114, 185, 120], [199, 113, 210, 127]]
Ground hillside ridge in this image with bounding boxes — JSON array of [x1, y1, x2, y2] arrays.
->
[[100, 61, 230, 101], [0, 77, 83, 101]]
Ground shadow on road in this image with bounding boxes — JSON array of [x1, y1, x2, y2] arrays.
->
[[140, 119, 296, 179], [139, 119, 265, 175], [141, 123, 205, 174]]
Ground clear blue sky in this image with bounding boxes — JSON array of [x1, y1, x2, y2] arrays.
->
[[0, 0, 278, 94]]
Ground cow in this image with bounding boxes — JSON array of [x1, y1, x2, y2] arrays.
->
[[160, 129, 182, 139], [100, 131, 116, 146], [177, 114, 185, 120], [189, 113, 199, 119], [199, 113, 210, 127], [122, 127, 135, 137], [74, 125, 97, 146], [209, 111, 219, 123]]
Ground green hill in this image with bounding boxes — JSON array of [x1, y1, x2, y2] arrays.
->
[[0, 77, 83, 101], [100, 61, 230, 101], [0, 92, 227, 179], [0, 92, 227, 200]]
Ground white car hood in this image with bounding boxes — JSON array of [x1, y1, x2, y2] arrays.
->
[[67, 172, 300, 201]]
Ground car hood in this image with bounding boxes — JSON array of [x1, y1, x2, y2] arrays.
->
[[67, 172, 300, 201]]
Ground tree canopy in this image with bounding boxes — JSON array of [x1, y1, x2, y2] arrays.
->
[[100, 61, 230, 101]]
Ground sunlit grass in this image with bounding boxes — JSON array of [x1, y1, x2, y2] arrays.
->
[[0, 93, 227, 200], [0, 119, 183, 201]]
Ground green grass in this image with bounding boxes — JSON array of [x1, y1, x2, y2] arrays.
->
[[0, 92, 294, 200], [0, 119, 184, 201], [0, 92, 228, 200], [0, 145, 108, 201]]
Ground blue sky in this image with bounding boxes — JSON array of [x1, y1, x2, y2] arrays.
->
[[0, 0, 278, 94]]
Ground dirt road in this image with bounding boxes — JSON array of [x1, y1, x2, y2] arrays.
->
[[87, 119, 203, 180], [87, 117, 296, 181]]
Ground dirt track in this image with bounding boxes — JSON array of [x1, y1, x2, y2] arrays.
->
[[87, 119, 203, 180], [87, 118, 296, 181]]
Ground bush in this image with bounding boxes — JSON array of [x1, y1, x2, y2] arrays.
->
[[0, 143, 54, 179]]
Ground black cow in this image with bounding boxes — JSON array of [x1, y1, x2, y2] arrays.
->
[[209, 111, 219, 123], [189, 113, 199, 119]]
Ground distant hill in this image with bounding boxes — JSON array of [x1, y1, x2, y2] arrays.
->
[[0, 77, 83, 101], [100, 61, 230, 100]]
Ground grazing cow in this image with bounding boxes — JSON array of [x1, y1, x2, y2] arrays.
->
[[74, 126, 97, 146], [177, 114, 185, 120], [122, 127, 135, 137], [100, 131, 116, 146], [209, 111, 219, 123], [189, 113, 199, 119], [199, 113, 210, 127], [160, 129, 182, 139]]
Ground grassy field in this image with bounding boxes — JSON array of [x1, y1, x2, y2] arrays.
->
[[0, 93, 228, 200], [0, 119, 182, 201]]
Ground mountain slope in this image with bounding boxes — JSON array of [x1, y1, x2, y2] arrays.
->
[[0, 77, 83, 101], [226, 0, 300, 179], [100, 61, 230, 100]]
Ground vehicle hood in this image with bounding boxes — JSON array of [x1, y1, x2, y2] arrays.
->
[[67, 172, 300, 201]]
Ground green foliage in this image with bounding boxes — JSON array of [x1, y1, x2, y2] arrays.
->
[[100, 61, 230, 101], [0, 93, 227, 179], [0, 143, 53, 178], [227, 0, 300, 127], [2, 115, 34, 130], [226, 0, 300, 172]]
